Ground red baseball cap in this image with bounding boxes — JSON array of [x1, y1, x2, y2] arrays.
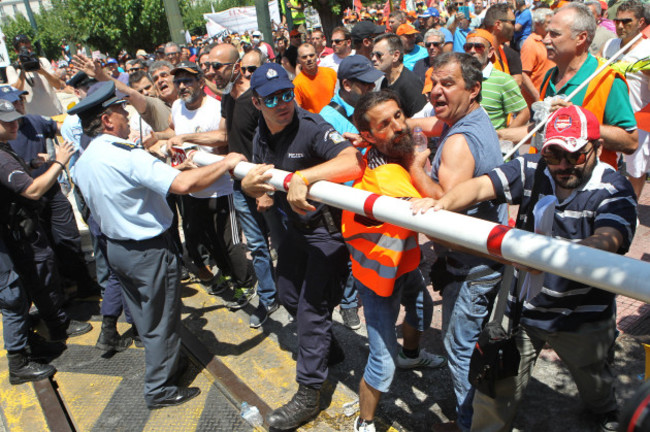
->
[[542, 106, 601, 153]]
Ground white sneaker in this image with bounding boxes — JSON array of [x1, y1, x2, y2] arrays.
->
[[396, 349, 447, 369], [354, 416, 376, 432]]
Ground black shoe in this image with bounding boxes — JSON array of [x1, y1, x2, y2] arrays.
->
[[207, 274, 231, 296], [226, 285, 257, 310], [341, 307, 361, 330], [130, 325, 144, 348], [266, 384, 320, 430], [598, 409, 619, 432], [181, 266, 192, 282], [250, 300, 279, 328], [95, 316, 132, 353], [328, 336, 345, 366], [49, 319, 92, 342], [148, 387, 201, 409], [26, 333, 66, 361], [7, 350, 56, 385]]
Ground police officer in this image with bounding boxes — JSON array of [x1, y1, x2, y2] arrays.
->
[[0, 236, 56, 385], [241, 63, 364, 429], [71, 82, 245, 409], [0, 99, 92, 343]]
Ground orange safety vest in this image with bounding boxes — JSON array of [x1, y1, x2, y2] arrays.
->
[[540, 59, 626, 168], [493, 44, 510, 75], [341, 163, 421, 297]]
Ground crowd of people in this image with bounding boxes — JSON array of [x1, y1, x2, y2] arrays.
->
[[0, 0, 648, 431]]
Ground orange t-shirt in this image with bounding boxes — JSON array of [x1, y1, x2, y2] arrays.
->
[[293, 66, 337, 113], [521, 34, 555, 105]]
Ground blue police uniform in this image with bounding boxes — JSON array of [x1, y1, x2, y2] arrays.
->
[[70, 82, 188, 406], [0, 237, 30, 352], [253, 106, 352, 388]]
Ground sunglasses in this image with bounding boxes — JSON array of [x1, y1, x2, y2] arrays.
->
[[331, 38, 349, 44], [613, 18, 634, 25], [371, 51, 388, 59], [173, 77, 197, 86], [208, 61, 234, 70], [541, 145, 595, 166], [241, 65, 258, 73], [166, 51, 180, 57], [425, 41, 444, 48], [259, 89, 294, 108], [464, 42, 487, 52], [128, 67, 144, 73]]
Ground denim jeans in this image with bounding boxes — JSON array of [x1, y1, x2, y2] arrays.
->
[[441, 262, 503, 432], [232, 187, 277, 307], [340, 264, 359, 309], [358, 269, 433, 392]]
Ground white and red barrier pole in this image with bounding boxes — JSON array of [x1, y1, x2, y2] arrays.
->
[[191, 151, 650, 304]]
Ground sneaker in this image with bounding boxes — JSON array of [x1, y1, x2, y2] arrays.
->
[[396, 349, 447, 369], [207, 274, 231, 296], [250, 300, 279, 328], [341, 307, 361, 330], [226, 285, 256, 310], [354, 417, 376, 432], [598, 410, 619, 432]]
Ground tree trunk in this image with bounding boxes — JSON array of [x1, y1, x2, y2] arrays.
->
[[310, 0, 351, 40]]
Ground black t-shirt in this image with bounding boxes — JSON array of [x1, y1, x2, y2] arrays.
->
[[503, 45, 523, 76], [10, 114, 57, 177], [253, 107, 352, 224], [389, 67, 427, 117], [221, 89, 259, 161], [413, 57, 432, 84]]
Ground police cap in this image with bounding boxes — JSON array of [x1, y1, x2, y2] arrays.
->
[[250, 63, 294, 97], [67, 81, 125, 118], [66, 71, 96, 89]]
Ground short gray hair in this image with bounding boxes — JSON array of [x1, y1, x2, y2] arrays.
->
[[149, 60, 173, 75], [558, 3, 597, 46], [423, 28, 446, 42], [584, 1, 602, 17], [164, 42, 180, 52], [532, 7, 553, 24]]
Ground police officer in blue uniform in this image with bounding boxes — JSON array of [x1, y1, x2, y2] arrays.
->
[[241, 63, 364, 430], [0, 99, 92, 344], [71, 82, 245, 409]]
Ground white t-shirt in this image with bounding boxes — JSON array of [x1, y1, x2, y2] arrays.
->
[[6, 57, 63, 117], [171, 95, 232, 198], [319, 50, 356, 73]]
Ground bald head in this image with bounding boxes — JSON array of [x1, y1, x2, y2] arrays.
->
[[297, 43, 318, 75], [209, 43, 240, 90], [209, 43, 240, 64]]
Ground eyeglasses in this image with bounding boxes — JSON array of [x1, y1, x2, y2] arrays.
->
[[464, 42, 487, 52], [173, 77, 197, 86], [259, 90, 294, 108], [241, 65, 258, 74], [331, 38, 349, 44], [208, 61, 234, 70], [425, 41, 444, 48], [541, 145, 595, 166], [613, 18, 634, 25]]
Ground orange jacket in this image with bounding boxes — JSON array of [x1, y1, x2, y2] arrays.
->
[[341, 162, 421, 297]]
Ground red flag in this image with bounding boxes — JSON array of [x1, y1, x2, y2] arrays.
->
[[383, 0, 391, 16], [400, 0, 407, 10], [354, 0, 363, 12]]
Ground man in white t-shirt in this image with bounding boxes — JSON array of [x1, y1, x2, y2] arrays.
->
[[6, 35, 64, 117], [157, 61, 257, 308], [319, 26, 355, 72], [602, 0, 650, 199]]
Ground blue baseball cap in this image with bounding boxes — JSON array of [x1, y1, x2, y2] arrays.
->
[[338, 55, 384, 84], [250, 63, 294, 97], [67, 81, 125, 118], [428, 7, 440, 18], [0, 85, 27, 103]]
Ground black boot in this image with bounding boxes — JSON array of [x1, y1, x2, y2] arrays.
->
[[266, 384, 320, 430], [130, 325, 144, 348], [7, 350, 56, 385], [95, 316, 132, 352]]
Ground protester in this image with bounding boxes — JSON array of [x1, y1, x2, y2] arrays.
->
[[413, 29, 446, 83], [520, 7, 555, 104], [293, 43, 337, 113], [319, 26, 355, 72]]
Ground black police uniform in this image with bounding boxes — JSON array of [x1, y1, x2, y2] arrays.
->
[[0, 236, 29, 352], [252, 107, 351, 388]]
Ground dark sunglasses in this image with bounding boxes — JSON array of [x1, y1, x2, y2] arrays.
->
[[259, 90, 294, 108], [208, 61, 234, 70], [371, 51, 387, 59], [128, 67, 144, 73], [331, 38, 349, 44], [464, 42, 487, 52], [241, 65, 258, 73], [541, 146, 595, 166], [166, 51, 180, 56], [426, 41, 444, 48], [173, 77, 197, 86], [613, 18, 634, 25]]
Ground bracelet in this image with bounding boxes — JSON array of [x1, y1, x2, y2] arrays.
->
[[52, 160, 66, 170], [294, 170, 309, 187]]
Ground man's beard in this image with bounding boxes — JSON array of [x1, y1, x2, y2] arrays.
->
[[180, 89, 201, 105], [550, 161, 595, 190], [379, 129, 415, 167]]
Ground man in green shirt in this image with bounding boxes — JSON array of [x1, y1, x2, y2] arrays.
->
[[464, 31, 530, 130]]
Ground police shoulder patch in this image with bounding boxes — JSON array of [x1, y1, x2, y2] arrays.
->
[[111, 140, 137, 151], [326, 129, 345, 144]]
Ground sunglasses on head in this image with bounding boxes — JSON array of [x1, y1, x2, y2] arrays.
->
[[260, 89, 294, 108], [426, 41, 444, 48], [241, 65, 258, 73], [541, 145, 595, 165], [613, 18, 633, 24], [464, 42, 487, 52], [173, 77, 197, 86]]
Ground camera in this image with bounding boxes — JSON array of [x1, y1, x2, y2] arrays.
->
[[14, 47, 40, 72]]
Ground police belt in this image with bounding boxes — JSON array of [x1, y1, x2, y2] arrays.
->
[[290, 206, 341, 234]]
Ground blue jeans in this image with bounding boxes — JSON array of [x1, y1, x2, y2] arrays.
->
[[358, 269, 433, 392], [340, 264, 358, 309], [232, 187, 277, 307], [441, 262, 503, 432]]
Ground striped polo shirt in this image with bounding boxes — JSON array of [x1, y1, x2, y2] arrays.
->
[[487, 153, 637, 332], [480, 63, 528, 130]]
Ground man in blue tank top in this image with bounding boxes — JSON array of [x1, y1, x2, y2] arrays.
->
[[409, 52, 506, 432]]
